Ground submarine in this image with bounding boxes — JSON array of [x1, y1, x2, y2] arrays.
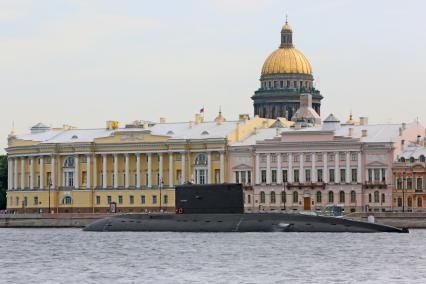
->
[[84, 184, 407, 233]]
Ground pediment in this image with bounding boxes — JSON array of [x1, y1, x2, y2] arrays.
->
[[366, 161, 387, 167], [95, 131, 169, 144], [232, 163, 252, 170]]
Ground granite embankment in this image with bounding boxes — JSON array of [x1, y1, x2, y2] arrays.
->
[[0, 213, 109, 228], [344, 212, 426, 228]]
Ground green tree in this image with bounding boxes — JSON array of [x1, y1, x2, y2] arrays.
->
[[0, 155, 7, 209]]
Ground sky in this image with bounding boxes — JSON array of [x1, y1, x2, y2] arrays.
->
[[0, 0, 425, 153]]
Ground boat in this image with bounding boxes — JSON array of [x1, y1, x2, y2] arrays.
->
[[83, 184, 408, 233]]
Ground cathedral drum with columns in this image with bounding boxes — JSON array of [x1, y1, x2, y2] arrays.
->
[[252, 19, 323, 120]]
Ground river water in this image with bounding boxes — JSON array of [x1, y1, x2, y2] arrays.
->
[[1, 228, 426, 284]]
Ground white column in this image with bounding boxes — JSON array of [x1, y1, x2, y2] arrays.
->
[[113, 154, 118, 189], [125, 154, 129, 188], [39, 156, 44, 189], [147, 153, 152, 188], [220, 152, 225, 183], [21, 157, 25, 190], [255, 153, 260, 184], [74, 155, 79, 189], [379, 169, 383, 183], [357, 152, 362, 183], [158, 153, 163, 186], [93, 155, 97, 189], [51, 156, 55, 189], [346, 152, 350, 183], [207, 152, 212, 184], [335, 152, 340, 183], [277, 154, 282, 184], [266, 154, 271, 184], [102, 154, 107, 188], [57, 157, 61, 188], [30, 157, 34, 190], [136, 153, 141, 188], [181, 152, 185, 184], [312, 153, 317, 182], [323, 152, 328, 183], [86, 155, 91, 189], [14, 158, 18, 190], [288, 153, 293, 183], [8, 158, 12, 190], [299, 153, 304, 183], [168, 152, 173, 188]]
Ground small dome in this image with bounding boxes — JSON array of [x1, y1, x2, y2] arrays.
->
[[282, 22, 292, 32]]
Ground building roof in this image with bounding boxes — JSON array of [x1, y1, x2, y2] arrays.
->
[[399, 143, 426, 160]]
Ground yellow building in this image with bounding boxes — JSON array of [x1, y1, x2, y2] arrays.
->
[[6, 113, 276, 213]]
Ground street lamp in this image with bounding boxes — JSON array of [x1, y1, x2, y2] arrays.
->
[[48, 180, 52, 214], [159, 178, 163, 212]]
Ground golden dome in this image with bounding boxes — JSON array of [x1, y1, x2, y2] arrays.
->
[[261, 47, 312, 75], [282, 22, 292, 32]]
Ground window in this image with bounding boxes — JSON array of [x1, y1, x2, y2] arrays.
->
[[63, 196, 72, 205], [316, 153, 323, 162], [293, 191, 298, 203], [152, 195, 157, 204], [271, 154, 277, 163], [408, 197, 412, 207], [350, 191, 356, 203], [305, 154, 311, 162], [351, 153, 357, 161], [374, 169, 380, 182], [247, 171, 252, 184], [340, 169, 346, 183], [129, 195, 134, 204], [260, 191, 265, 203], [328, 154, 334, 162], [328, 191, 334, 203], [16, 197, 19, 206], [240, 171, 246, 184], [316, 191, 322, 203], [294, 169, 300, 182], [247, 194, 251, 204], [381, 169, 386, 182], [261, 155, 266, 162], [339, 191, 345, 203], [282, 170, 288, 182], [96, 196, 101, 205], [417, 178, 423, 190], [368, 169, 373, 182], [33, 196, 39, 205], [271, 170, 277, 183], [282, 154, 288, 162], [417, 197, 423, 207], [281, 191, 286, 203], [317, 169, 323, 182], [329, 169, 335, 183], [261, 170, 267, 183], [381, 193, 385, 204], [397, 178, 403, 190], [374, 191, 379, 203], [305, 169, 311, 182], [107, 196, 112, 204], [118, 195, 123, 204], [410, 157, 415, 163], [293, 155, 299, 162], [368, 193, 372, 203], [340, 153, 346, 161], [141, 195, 146, 204], [420, 155, 426, 162], [164, 195, 168, 204], [351, 169, 357, 182], [270, 191, 276, 204], [407, 178, 413, 189], [397, 198, 402, 207], [195, 154, 207, 166], [235, 171, 240, 183]]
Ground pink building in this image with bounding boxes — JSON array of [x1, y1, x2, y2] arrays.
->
[[228, 116, 425, 213]]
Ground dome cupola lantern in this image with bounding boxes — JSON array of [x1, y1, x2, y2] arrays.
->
[[280, 16, 293, 48]]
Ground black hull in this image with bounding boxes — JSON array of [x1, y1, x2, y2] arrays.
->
[[83, 213, 407, 233]]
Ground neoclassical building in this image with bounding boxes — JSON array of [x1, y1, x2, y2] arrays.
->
[[6, 114, 274, 213], [252, 19, 323, 120], [229, 116, 425, 213]]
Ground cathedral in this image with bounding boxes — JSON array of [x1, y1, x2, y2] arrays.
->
[[252, 19, 323, 120]]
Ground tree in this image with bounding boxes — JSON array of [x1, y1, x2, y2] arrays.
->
[[0, 155, 7, 209]]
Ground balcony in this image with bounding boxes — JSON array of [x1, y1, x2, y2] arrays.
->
[[362, 181, 387, 189], [286, 182, 326, 189]]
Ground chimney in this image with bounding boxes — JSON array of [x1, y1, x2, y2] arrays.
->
[[348, 128, 354, 137], [362, 129, 368, 137], [402, 122, 407, 130], [160, 117, 166, 123], [417, 135, 421, 144], [401, 139, 405, 147], [359, 117, 368, 126], [399, 127, 403, 136]]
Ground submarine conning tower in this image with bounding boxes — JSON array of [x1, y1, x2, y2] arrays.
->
[[175, 184, 244, 214]]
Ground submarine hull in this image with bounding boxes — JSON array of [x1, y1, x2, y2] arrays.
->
[[83, 213, 407, 233]]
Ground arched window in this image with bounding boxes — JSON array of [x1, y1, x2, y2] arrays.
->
[[339, 191, 345, 203], [410, 157, 415, 163], [260, 191, 265, 203], [408, 197, 413, 207], [62, 196, 72, 205], [328, 191, 334, 203], [195, 154, 207, 166], [368, 193, 372, 203], [270, 191, 276, 204], [316, 191, 322, 203], [63, 157, 75, 187], [64, 157, 75, 168], [374, 191, 379, 203], [381, 193, 385, 203], [418, 197, 423, 208], [281, 191, 286, 203], [417, 178, 423, 190], [201, 131, 209, 136], [293, 191, 298, 203], [420, 155, 426, 162], [400, 157, 405, 162], [350, 191, 356, 203]]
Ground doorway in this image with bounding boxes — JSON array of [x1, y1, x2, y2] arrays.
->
[[304, 197, 311, 210]]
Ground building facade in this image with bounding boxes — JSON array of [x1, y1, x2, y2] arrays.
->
[[229, 118, 425, 213], [252, 20, 323, 120], [6, 114, 274, 213]]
